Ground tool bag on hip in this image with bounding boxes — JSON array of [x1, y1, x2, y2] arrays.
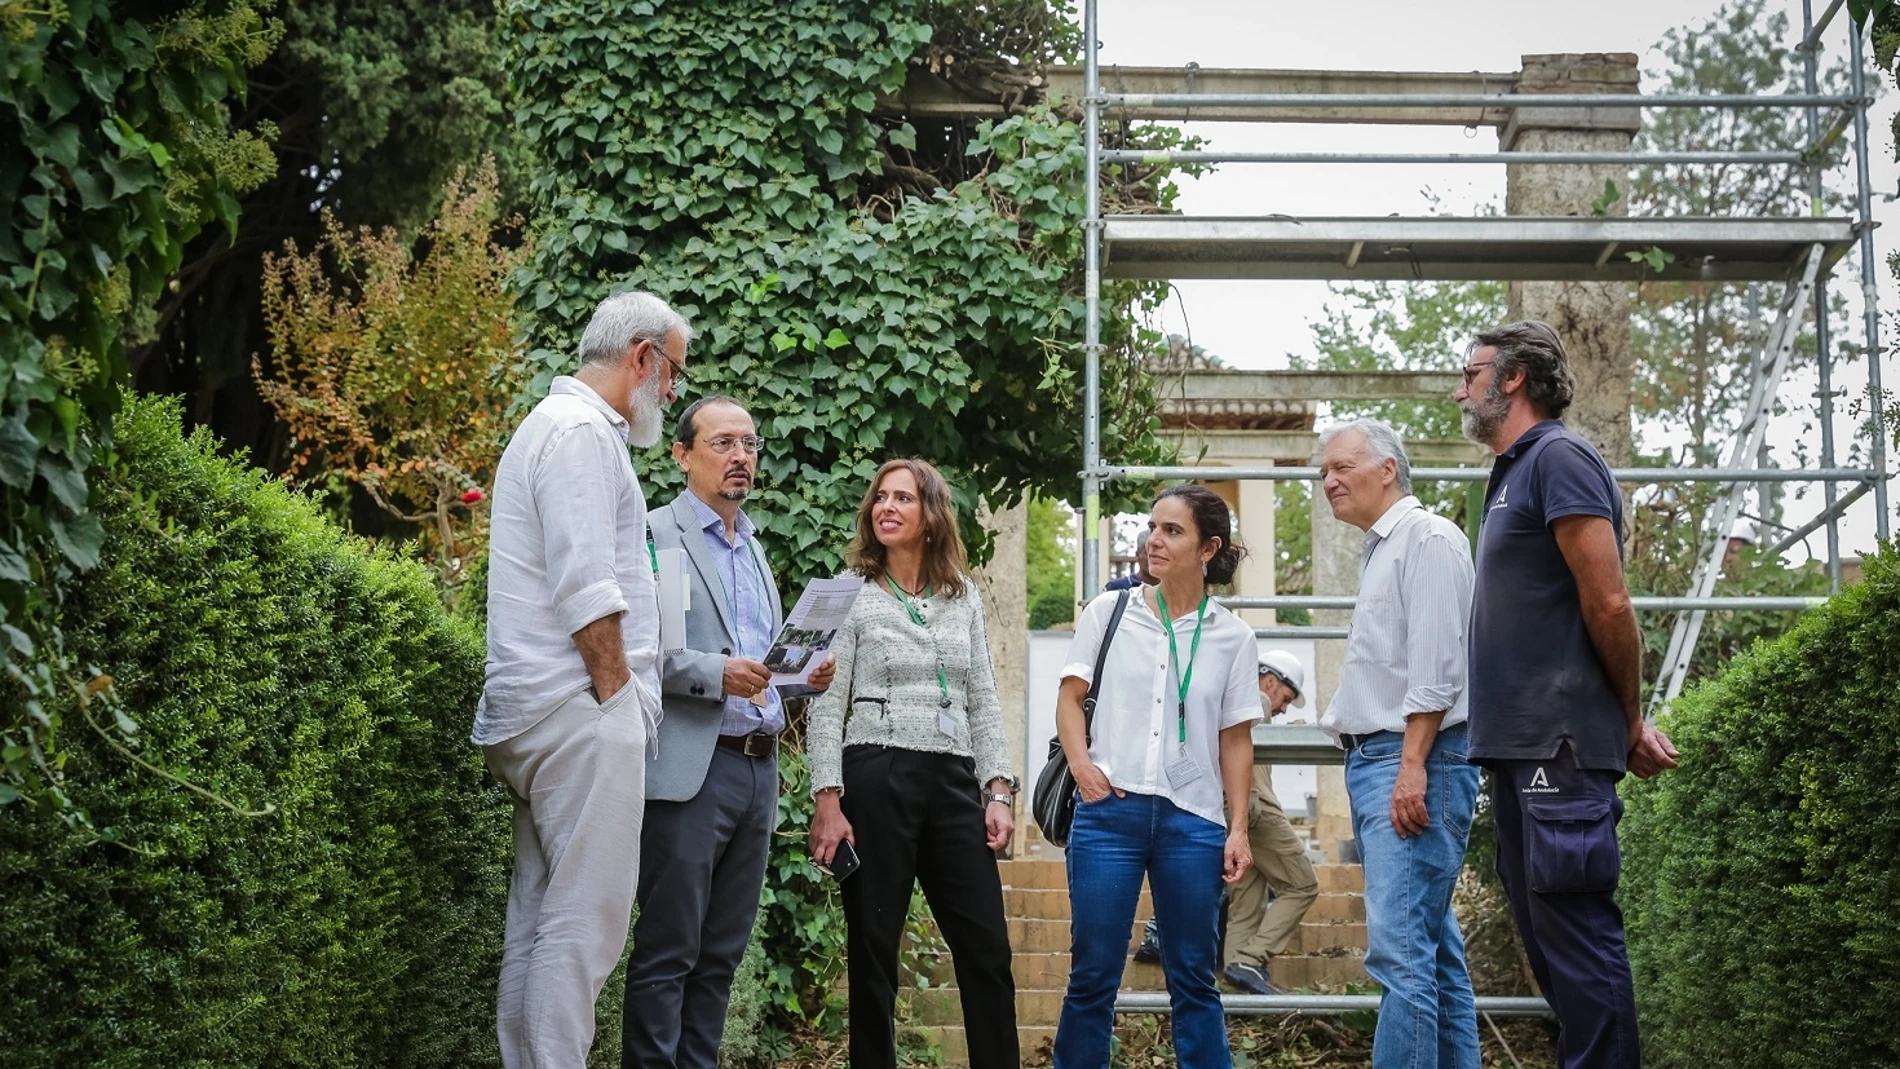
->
[[1031, 587, 1132, 848]]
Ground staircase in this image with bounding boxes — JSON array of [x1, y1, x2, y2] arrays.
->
[[905, 835, 1369, 1065]]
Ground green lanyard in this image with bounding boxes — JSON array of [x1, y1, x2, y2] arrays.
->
[[885, 575, 951, 709], [1155, 589, 1208, 745]]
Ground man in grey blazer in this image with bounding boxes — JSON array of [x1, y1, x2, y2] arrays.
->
[[622, 395, 834, 1069]]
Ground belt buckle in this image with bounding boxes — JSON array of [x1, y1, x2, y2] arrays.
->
[[743, 733, 774, 759]]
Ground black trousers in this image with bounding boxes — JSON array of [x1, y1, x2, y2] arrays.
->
[[623, 746, 778, 1069], [840, 745, 1018, 1069], [1491, 742, 1640, 1069]]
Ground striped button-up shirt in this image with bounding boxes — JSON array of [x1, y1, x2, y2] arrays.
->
[[685, 493, 786, 737], [1321, 496, 1475, 741]]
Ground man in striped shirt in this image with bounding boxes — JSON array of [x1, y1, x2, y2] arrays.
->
[[1318, 418, 1483, 1069]]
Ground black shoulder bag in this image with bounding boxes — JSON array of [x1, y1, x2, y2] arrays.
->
[[1030, 588, 1132, 848]]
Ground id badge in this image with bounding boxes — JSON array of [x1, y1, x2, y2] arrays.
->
[[938, 710, 960, 740], [1165, 748, 1200, 789]]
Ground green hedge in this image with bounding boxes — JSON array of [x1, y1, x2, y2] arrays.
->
[[1621, 548, 1900, 1069], [0, 397, 511, 1068]]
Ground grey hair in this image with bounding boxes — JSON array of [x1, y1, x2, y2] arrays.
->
[[1318, 418, 1413, 492], [578, 290, 694, 368]]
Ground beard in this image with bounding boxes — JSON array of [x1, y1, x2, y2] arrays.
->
[[718, 485, 750, 502], [1460, 378, 1510, 445], [627, 370, 665, 448]]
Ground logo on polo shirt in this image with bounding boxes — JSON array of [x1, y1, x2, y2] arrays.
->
[[1490, 483, 1510, 511], [1522, 766, 1559, 794]]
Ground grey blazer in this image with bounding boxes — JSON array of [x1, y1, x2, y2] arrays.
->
[[646, 494, 785, 802]]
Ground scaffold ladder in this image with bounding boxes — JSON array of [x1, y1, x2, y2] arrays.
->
[[1648, 243, 1827, 715]]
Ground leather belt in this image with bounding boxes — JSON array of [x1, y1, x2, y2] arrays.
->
[[716, 733, 778, 759], [1339, 730, 1400, 752]]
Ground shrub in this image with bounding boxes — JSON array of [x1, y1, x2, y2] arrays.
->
[[1620, 548, 1900, 1069], [0, 396, 510, 1068]]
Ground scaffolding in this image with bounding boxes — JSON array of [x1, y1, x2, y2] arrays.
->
[[1076, 0, 1892, 717]]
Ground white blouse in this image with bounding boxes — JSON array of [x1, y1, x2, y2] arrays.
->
[[1060, 588, 1263, 828]]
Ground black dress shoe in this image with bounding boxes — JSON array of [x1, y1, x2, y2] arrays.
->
[[1132, 920, 1162, 964]]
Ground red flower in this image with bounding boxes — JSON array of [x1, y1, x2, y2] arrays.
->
[[461, 489, 485, 505]]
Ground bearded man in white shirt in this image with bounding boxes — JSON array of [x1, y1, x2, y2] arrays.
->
[[1317, 418, 1482, 1069], [474, 290, 690, 1069]]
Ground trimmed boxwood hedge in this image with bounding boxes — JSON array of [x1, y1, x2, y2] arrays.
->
[[1621, 548, 1900, 1069], [0, 396, 511, 1068]]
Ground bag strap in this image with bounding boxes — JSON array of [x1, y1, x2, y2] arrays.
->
[[1081, 588, 1133, 745]]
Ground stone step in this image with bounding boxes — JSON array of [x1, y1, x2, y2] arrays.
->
[[1315, 863, 1365, 894], [912, 986, 1066, 1026], [909, 1023, 1057, 1065], [1004, 885, 1153, 920], [997, 857, 1068, 890], [1304, 891, 1366, 924]]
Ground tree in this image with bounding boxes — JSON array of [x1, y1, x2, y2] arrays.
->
[[2, 0, 280, 820], [1025, 493, 1076, 628], [130, 0, 528, 470], [254, 160, 527, 605]]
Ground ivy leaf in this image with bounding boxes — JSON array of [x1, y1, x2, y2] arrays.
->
[[888, 123, 916, 152], [48, 509, 105, 570], [822, 328, 848, 350], [0, 414, 40, 489], [38, 454, 87, 513], [0, 541, 29, 583]]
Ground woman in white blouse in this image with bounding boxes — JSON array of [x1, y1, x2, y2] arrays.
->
[[1052, 485, 1263, 1069], [806, 458, 1019, 1069]]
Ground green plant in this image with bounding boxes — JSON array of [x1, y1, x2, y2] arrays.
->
[[254, 158, 529, 605], [504, 0, 1180, 587], [2, 0, 281, 825], [0, 395, 510, 1067], [1620, 548, 1900, 1068]]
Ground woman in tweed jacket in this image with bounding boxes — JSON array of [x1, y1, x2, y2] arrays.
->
[[807, 457, 1018, 1069]]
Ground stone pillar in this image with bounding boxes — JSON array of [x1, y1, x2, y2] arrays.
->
[[1504, 52, 1639, 467], [1233, 470, 1277, 628], [1310, 481, 1361, 860], [975, 497, 1029, 781], [975, 496, 1029, 852]]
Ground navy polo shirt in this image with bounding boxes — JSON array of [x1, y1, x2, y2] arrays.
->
[[1468, 420, 1629, 772]]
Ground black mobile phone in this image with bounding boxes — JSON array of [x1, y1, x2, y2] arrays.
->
[[818, 838, 861, 881]]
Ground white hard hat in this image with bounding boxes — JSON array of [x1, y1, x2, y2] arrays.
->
[[1258, 650, 1306, 709]]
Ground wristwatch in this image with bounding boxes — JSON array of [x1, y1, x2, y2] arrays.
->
[[986, 791, 1014, 807]]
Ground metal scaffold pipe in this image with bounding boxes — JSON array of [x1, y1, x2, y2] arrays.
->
[[1802, 0, 1845, 591], [1113, 992, 1555, 1018], [1080, 0, 1103, 593], [1093, 92, 1859, 110], [1102, 150, 1808, 166], [1100, 466, 1883, 484], [1849, 18, 1892, 538]]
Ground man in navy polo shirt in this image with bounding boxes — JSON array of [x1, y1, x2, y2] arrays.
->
[[1456, 321, 1677, 1069]]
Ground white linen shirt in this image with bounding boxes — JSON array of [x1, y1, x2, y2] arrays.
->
[[473, 376, 662, 746], [1060, 588, 1263, 829], [1320, 496, 1474, 742]]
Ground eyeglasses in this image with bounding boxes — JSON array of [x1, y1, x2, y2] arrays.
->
[[662, 351, 689, 386], [1460, 360, 1496, 385], [704, 434, 765, 455]]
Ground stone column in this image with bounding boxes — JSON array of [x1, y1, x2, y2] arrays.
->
[[975, 496, 1029, 852], [1310, 482, 1361, 859], [1233, 469, 1278, 628], [1504, 52, 1639, 468]]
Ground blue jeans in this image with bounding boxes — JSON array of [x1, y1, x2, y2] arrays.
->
[[1055, 791, 1230, 1069], [1346, 724, 1483, 1069]]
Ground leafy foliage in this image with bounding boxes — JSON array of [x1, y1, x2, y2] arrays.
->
[[2, 0, 280, 819], [1630, 0, 1857, 487], [505, 0, 1176, 580], [254, 159, 529, 604], [0, 395, 508, 1067], [1621, 547, 1900, 1069], [1025, 492, 1076, 628]]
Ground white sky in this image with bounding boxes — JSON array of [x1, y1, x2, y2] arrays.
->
[[1084, 0, 1898, 563]]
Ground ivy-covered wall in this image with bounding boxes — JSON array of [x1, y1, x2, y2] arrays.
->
[[0, 397, 508, 1068], [505, 0, 1178, 577]]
